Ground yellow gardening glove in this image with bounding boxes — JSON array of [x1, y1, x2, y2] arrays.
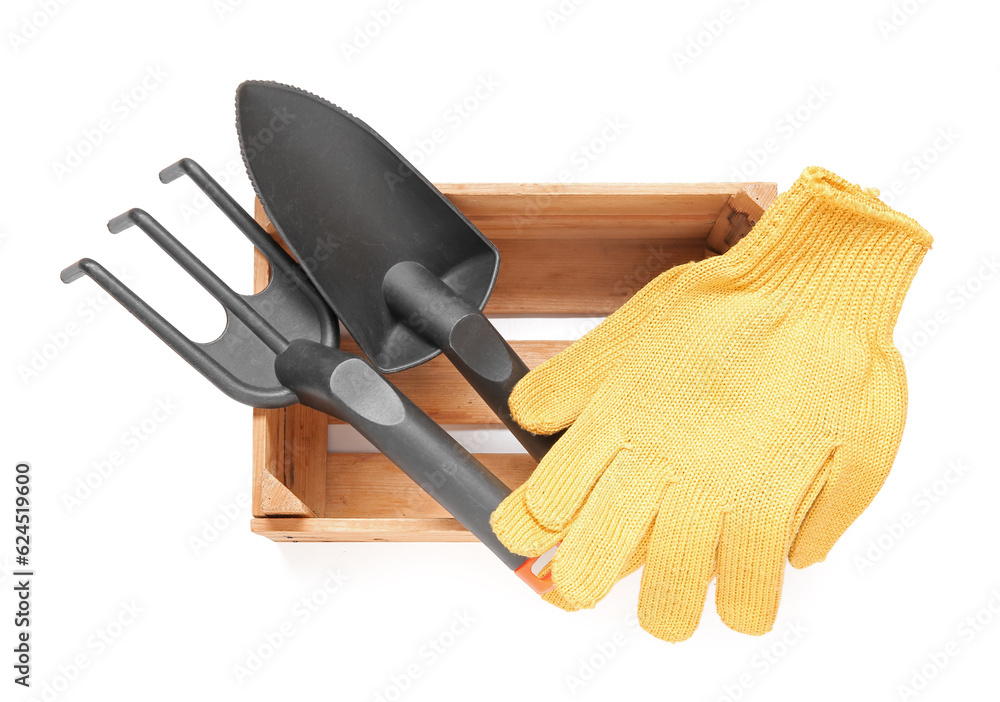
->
[[492, 167, 932, 640]]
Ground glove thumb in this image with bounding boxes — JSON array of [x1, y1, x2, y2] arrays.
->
[[511, 261, 694, 435]]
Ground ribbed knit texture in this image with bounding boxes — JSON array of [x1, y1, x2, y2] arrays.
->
[[491, 167, 932, 641]]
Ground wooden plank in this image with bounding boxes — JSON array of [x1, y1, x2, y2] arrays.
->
[[488, 238, 703, 314], [466, 216, 718, 241], [260, 472, 314, 517], [705, 184, 778, 254], [331, 339, 570, 425], [253, 182, 777, 238], [739, 183, 779, 210], [325, 453, 537, 519], [249, 242, 308, 518], [254, 199, 293, 254], [438, 182, 774, 217], [251, 186, 741, 313], [252, 517, 479, 542], [280, 404, 329, 518], [251, 246, 277, 517], [251, 231, 329, 517], [252, 406, 286, 516]]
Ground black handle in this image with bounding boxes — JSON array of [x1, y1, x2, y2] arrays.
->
[[382, 261, 558, 461], [274, 339, 531, 572]]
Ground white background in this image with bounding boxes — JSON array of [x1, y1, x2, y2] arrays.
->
[[2, 0, 998, 700]]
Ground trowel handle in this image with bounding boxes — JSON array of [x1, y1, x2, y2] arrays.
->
[[382, 262, 558, 462], [273, 339, 552, 594]]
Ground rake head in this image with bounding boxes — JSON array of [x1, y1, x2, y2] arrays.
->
[[61, 158, 339, 408]]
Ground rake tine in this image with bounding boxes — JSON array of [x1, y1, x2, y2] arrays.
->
[[158, 158, 322, 302], [107, 208, 289, 354], [59, 258, 272, 405]]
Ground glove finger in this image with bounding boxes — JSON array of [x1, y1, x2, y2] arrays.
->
[[510, 262, 695, 435], [548, 447, 674, 609], [490, 483, 563, 557], [493, 480, 652, 612], [542, 526, 651, 612], [716, 437, 836, 636], [790, 364, 906, 568], [638, 486, 726, 642], [523, 412, 623, 531], [788, 444, 869, 567]]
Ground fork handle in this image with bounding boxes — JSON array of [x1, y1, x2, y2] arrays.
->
[[273, 339, 552, 593]]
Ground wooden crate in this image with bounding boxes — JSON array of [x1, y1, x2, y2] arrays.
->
[[250, 182, 777, 542]]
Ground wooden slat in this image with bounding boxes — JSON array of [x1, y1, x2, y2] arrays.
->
[[279, 404, 329, 517], [438, 182, 772, 217], [325, 453, 536, 519], [333, 339, 569, 425], [254, 199, 293, 255], [737, 183, 778, 210], [252, 517, 479, 542], [252, 406, 286, 516], [467, 216, 717, 241], [251, 245, 276, 517], [251, 185, 743, 313], [705, 184, 777, 254], [253, 183, 776, 239], [251, 231, 327, 518], [488, 238, 703, 315], [249, 243, 307, 518], [260, 472, 314, 517]]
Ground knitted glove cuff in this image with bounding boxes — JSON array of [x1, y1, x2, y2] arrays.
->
[[709, 167, 932, 336], [792, 166, 933, 249]]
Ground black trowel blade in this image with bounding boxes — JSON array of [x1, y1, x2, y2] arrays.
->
[[236, 80, 500, 373]]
